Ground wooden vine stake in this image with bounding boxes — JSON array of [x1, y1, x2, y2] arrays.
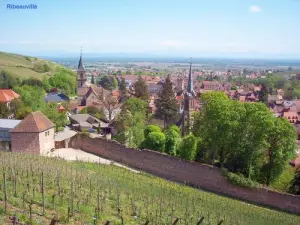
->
[[41, 171, 45, 215], [196, 217, 204, 225], [3, 170, 7, 213], [172, 218, 179, 225], [217, 220, 224, 225]]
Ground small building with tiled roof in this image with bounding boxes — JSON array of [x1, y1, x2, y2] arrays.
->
[[282, 111, 299, 123], [0, 89, 19, 103], [10, 111, 55, 155], [0, 89, 20, 119]]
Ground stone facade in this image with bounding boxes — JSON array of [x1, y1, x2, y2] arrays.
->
[[11, 128, 55, 155], [70, 134, 300, 215], [38, 128, 55, 155], [11, 132, 40, 154]]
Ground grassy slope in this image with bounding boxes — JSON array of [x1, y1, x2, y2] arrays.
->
[[0, 152, 299, 225], [0, 51, 60, 79]]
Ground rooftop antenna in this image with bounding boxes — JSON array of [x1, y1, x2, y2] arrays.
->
[[80, 46, 83, 56]]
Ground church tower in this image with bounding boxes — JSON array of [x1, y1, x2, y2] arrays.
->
[[77, 49, 87, 88], [181, 59, 195, 136]]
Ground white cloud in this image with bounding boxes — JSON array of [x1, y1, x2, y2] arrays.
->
[[249, 5, 262, 13]]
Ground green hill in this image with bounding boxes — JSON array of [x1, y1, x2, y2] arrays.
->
[[0, 51, 62, 79], [0, 151, 299, 225]]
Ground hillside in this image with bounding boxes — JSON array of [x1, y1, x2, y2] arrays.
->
[[0, 152, 299, 225], [0, 51, 63, 79]]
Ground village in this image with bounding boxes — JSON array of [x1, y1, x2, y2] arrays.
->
[[0, 53, 299, 169]]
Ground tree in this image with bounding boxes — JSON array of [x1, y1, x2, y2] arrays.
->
[[42, 75, 51, 92], [226, 102, 273, 179], [261, 118, 297, 186], [79, 106, 104, 119], [115, 98, 147, 147], [91, 75, 95, 84], [119, 77, 127, 100], [257, 83, 268, 104], [165, 126, 181, 156], [21, 77, 44, 87], [198, 92, 233, 164], [48, 71, 76, 96], [13, 85, 45, 111], [142, 131, 166, 152], [133, 76, 150, 102], [10, 99, 32, 119], [42, 102, 68, 131], [0, 103, 10, 118], [101, 91, 119, 122], [98, 75, 118, 90], [155, 75, 178, 128], [178, 134, 197, 160], [0, 70, 20, 88], [289, 169, 300, 195]]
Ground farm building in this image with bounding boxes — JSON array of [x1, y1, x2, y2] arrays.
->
[[10, 111, 55, 155]]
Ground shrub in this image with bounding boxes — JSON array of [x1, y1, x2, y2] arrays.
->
[[144, 125, 161, 138], [178, 134, 197, 160], [168, 124, 180, 134], [81, 129, 90, 137], [142, 131, 166, 152], [57, 127, 64, 132], [222, 168, 259, 189], [165, 128, 180, 156], [289, 169, 300, 195]]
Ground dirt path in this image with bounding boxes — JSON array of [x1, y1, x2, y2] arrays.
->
[[48, 148, 140, 173]]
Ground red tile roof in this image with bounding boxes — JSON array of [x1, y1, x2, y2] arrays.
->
[[0, 89, 19, 103], [112, 90, 120, 97], [176, 96, 184, 101], [10, 111, 55, 133], [239, 96, 246, 102]]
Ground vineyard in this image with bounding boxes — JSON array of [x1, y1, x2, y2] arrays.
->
[[0, 152, 299, 225]]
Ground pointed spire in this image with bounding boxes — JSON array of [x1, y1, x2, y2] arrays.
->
[[187, 58, 193, 94], [78, 46, 84, 71]]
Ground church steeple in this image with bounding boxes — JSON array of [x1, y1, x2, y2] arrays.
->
[[187, 58, 194, 95], [181, 58, 195, 136], [78, 47, 85, 71], [77, 47, 87, 88]]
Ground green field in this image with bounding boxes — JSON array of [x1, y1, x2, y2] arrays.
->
[[0, 152, 299, 225], [0, 51, 59, 79]]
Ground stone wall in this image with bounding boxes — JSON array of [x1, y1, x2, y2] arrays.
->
[[11, 133, 40, 154], [70, 134, 300, 214]]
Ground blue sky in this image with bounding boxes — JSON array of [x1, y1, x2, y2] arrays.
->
[[0, 0, 300, 58]]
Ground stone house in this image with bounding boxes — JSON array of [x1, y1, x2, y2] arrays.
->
[[202, 81, 219, 90], [10, 111, 55, 155], [81, 85, 105, 109]]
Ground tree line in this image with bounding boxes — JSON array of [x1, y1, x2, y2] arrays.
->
[[0, 69, 76, 130], [114, 75, 299, 192]]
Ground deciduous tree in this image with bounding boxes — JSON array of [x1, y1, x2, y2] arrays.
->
[[133, 76, 150, 102], [98, 75, 118, 90], [261, 118, 297, 186]]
